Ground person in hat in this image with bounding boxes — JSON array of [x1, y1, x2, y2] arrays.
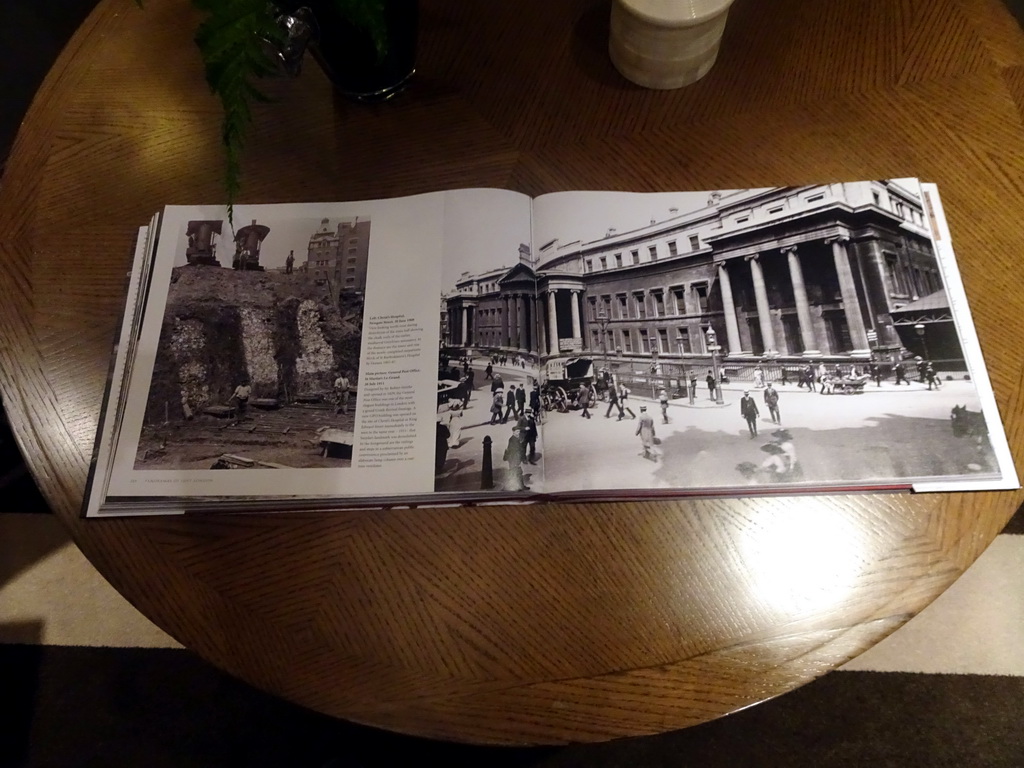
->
[[773, 429, 799, 476], [759, 442, 788, 477], [659, 391, 675, 428], [763, 381, 780, 424], [521, 408, 539, 463], [619, 382, 636, 419], [740, 390, 760, 438], [635, 405, 657, 459], [503, 426, 528, 490], [605, 380, 625, 420]]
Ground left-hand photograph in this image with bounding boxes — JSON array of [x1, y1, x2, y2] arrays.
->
[[134, 215, 368, 470]]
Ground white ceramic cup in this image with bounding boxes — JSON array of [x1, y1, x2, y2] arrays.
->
[[609, 0, 736, 89]]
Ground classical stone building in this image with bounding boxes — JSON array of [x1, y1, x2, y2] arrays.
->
[[304, 217, 371, 302], [444, 181, 950, 372], [444, 244, 542, 351]]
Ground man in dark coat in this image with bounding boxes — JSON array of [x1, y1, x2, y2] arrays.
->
[[740, 390, 760, 438], [605, 382, 625, 419], [490, 390, 504, 425], [503, 427, 527, 490], [521, 409, 539, 463], [503, 385, 517, 423], [577, 383, 593, 419], [763, 382, 780, 424], [706, 370, 717, 400], [515, 383, 526, 417], [894, 361, 910, 385]]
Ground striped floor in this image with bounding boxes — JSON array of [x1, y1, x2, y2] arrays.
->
[[2, 508, 1022, 766]]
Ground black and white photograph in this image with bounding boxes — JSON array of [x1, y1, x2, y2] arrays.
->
[[433, 189, 540, 493], [442, 180, 1013, 495], [133, 214, 369, 470]]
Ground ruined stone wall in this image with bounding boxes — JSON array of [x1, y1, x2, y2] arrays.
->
[[143, 267, 360, 424]]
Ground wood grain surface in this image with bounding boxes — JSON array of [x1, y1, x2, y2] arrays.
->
[[2, 0, 1024, 745]]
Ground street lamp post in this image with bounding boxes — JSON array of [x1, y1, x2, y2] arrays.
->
[[914, 323, 930, 362], [706, 326, 724, 405], [597, 307, 610, 390]]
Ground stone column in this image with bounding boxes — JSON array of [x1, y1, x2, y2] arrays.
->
[[717, 263, 742, 355], [535, 296, 545, 354], [502, 296, 511, 347], [516, 296, 524, 350], [548, 290, 560, 355], [508, 295, 517, 349], [829, 236, 870, 351], [570, 290, 582, 339], [865, 238, 895, 347], [748, 254, 777, 353], [462, 306, 469, 346], [783, 246, 819, 355]]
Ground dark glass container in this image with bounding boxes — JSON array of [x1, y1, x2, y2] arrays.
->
[[287, 0, 418, 102]]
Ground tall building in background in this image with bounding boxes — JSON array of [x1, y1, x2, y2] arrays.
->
[[305, 217, 371, 304]]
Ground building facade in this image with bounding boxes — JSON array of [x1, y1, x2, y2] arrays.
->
[[444, 181, 948, 371], [304, 217, 371, 302]]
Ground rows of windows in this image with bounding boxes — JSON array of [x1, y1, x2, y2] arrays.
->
[[584, 235, 702, 273], [884, 253, 941, 298], [594, 326, 705, 355], [588, 284, 709, 321]]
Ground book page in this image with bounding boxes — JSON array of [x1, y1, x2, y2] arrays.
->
[[100, 189, 533, 507], [531, 182, 1017, 496]]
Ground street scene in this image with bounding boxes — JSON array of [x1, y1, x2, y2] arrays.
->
[[434, 354, 545, 493], [540, 372, 996, 493], [433, 347, 997, 496]]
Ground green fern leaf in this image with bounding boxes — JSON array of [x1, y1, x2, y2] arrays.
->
[[136, 0, 389, 226]]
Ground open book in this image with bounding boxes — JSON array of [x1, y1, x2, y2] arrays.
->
[[83, 180, 1018, 516]]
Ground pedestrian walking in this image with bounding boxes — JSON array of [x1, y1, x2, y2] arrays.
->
[[763, 382, 780, 424], [658, 388, 670, 424], [530, 383, 543, 424], [605, 383, 625, 419], [689, 373, 698, 400], [706, 369, 717, 400], [577, 383, 593, 419], [635, 406, 656, 459], [490, 372, 504, 393], [870, 363, 882, 387], [522, 409, 538, 463], [485, 362, 493, 380], [503, 427, 528, 490], [925, 361, 942, 390], [489, 390, 504, 425], [515, 384, 526, 417], [916, 357, 927, 383], [894, 361, 910, 385], [740, 390, 760, 437], [619, 384, 636, 419], [503, 385, 517, 423], [285, 250, 294, 274], [753, 365, 765, 388]]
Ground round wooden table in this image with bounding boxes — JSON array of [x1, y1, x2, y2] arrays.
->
[[2, 0, 1023, 745]]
